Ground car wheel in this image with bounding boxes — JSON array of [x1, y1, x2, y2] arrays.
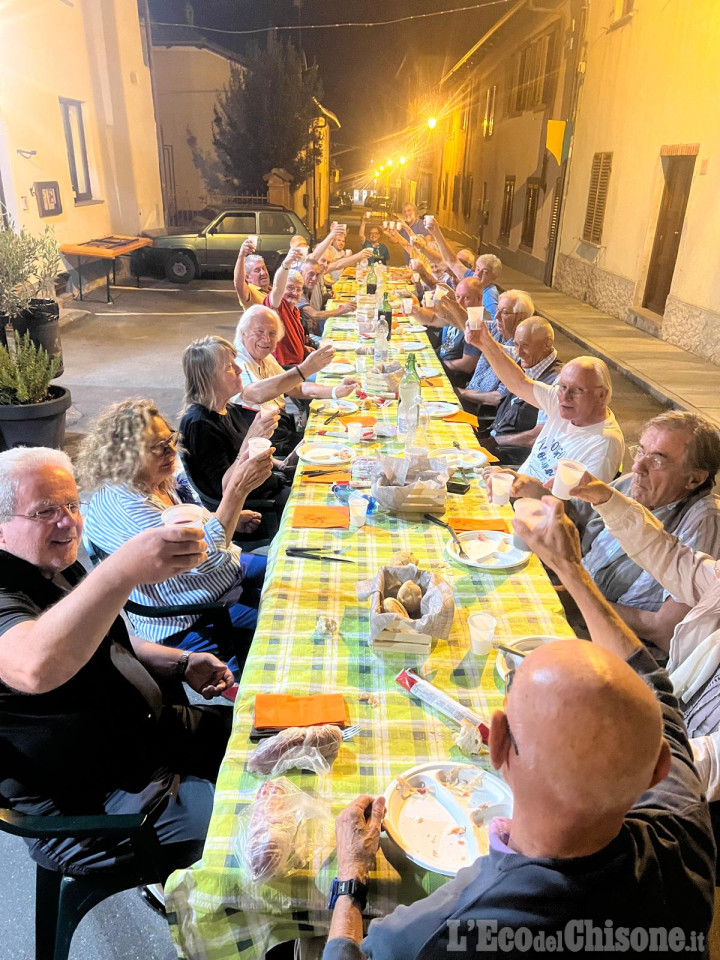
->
[[165, 252, 197, 284]]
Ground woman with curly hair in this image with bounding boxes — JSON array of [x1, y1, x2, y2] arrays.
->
[[78, 398, 273, 677]]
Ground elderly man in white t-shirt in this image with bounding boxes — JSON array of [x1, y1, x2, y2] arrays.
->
[[466, 320, 624, 485]]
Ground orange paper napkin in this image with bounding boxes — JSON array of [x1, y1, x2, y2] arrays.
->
[[292, 505, 350, 528], [443, 410, 479, 426], [478, 446, 499, 463], [450, 517, 510, 534], [254, 693, 349, 729], [422, 377, 444, 387], [301, 470, 351, 485], [339, 415, 377, 426]]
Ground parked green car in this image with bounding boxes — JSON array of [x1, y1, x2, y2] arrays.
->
[[141, 205, 312, 283]]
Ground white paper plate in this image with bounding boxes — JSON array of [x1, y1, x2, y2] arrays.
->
[[417, 365, 441, 378], [325, 362, 355, 374], [331, 321, 356, 331], [429, 447, 488, 470], [316, 399, 358, 415], [400, 341, 428, 351], [384, 762, 513, 877], [495, 635, 568, 681], [330, 340, 358, 350], [297, 442, 357, 465], [404, 325, 427, 334], [445, 531, 530, 570], [426, 401, 460, 418]]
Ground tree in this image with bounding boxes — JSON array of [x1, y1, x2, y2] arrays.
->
[[213, 34, 323, 193]]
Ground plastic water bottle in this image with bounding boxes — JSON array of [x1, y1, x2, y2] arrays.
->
[[373, 315, 389, 367], [405, 399, 430, 457]]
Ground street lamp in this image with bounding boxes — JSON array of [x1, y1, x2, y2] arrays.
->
[[427, 116, 437, 130], [399, 156, 406, 165]]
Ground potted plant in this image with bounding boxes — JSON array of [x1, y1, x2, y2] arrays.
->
[[0, 221, 64, 372], [0, 331, 71, 450]]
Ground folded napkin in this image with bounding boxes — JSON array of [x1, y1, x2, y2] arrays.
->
[[443, 410, 479, 426], [422, 377, 444, 387], [301, 470, 351, 485], [254, 693, 348, 730], [450, 517, 511, 534], [292, 505, 350, 528], [478, 446, 500, 464]]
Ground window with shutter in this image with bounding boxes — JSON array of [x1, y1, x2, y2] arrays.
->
[[583, 153, 613, 244], [521, 180, 540, 248], [500, 177, 515, 241]]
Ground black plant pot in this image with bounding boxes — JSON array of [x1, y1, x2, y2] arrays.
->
[[0, 385, 72, 451], [11, 299, 63, 376]]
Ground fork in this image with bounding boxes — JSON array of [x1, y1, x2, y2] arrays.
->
[[342, 724, 361, 741], [423, 512, 471, 561]]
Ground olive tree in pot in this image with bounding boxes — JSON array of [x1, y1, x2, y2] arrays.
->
[[0, 331, 70, 450], [0, 222, 64, 374]]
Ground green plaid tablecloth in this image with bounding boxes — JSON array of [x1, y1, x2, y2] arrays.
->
[[166, 307, 574, 959]]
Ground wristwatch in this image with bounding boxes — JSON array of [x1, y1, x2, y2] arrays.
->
[[176, 652, 191, 677], [328, 877, 368, 911]]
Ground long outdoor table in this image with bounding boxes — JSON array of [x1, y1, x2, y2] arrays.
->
[[166, 288, 574, 960]]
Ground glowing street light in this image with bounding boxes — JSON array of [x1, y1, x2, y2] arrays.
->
[[386, 158, 393, 167], [399, 156, 407, 165], [373, 170, 380, 178], [427, 116, 437, 130], [379, 165, 384, 171]]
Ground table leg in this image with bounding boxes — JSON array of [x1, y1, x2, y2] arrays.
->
[[77, 257, 84, 301], [105, 262, 113, 304]]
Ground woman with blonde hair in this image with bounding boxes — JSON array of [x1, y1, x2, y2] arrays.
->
[[79, 398, 273, 676]]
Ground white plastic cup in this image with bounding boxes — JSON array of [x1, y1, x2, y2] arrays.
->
[[468, 612, 497, 656], [248, 437, 271, 459], [402, 297, 414, 316], [382, 220, 389, 228], [512, 498, 551, 551], [433, 285, 448, 302], [349, 494, 369, 527], [247, 235, 259, 248], [355, 354, 367, 374], [491, 472, 514, 506], [422, 291, 435, 308], [466, 306, 484, 329], [552, 458, 586, 500], [424, 215, 435, 228], [409, 258, 420, 270], [411, 272, 421, 284], [162, 504, 205, 527], [347, 422, 363, 444]]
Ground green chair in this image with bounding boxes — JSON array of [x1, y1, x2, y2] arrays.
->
[[0, 805, 161, 960]]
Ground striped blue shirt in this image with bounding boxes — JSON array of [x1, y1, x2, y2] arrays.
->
[[83, 483, 244, 642]]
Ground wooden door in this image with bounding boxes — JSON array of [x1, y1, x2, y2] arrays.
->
[[643, 156, 695, 315]]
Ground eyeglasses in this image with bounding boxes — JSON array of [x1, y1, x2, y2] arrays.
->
[[14, 501, 87, 523], [149, 431, 180, 457], [557, 384, 593, 399], [628, 444, 671, 472]]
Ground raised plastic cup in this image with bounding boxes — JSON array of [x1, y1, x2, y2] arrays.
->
[[552, 458, 586, 500], [347, 422, 363, 444], [424, 215, 435, 228], [402, 297, 414, 316], [491, 472, 514, 506], [466, 306, 484, 330], [512, 498, 552, 551], [433, 285, 448, 302], [162, 504, 205, 527], [468, 612, 497, 656], [247, 235, 259, 248], [382, 220, 389, 228], [248, 437, 272, 459], [349, 494, 369, 528], [422, 291, 435, 308]]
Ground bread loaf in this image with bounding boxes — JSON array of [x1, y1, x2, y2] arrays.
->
[[247, 724, 343, 775]]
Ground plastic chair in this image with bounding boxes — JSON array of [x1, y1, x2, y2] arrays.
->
[[84, 539, 250, 667], [178, 456, 280, 548], [0, 805, 161, 960]]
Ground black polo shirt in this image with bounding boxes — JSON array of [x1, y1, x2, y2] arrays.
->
[[0, 551, 168, 812]]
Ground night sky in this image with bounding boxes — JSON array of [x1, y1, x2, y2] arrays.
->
[[149, 0, 510, 173]]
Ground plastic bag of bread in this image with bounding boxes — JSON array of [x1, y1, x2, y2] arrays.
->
[[240, 778, 332, 884], [247, 724, 343, 776]]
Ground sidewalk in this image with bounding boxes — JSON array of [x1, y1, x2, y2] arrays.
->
[[500, 266, 720, 429]]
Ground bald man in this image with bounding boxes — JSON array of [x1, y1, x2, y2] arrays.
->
[[467, 321, 624, 483], [479, 317, 562, 464], [324, 500, 715, 960]]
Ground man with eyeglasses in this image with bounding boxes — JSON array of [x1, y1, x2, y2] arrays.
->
[[466, 321, 624, 483], [567, 412, 720, 656], [322, 499, 714, 959], [0, 445, 235, 890]]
